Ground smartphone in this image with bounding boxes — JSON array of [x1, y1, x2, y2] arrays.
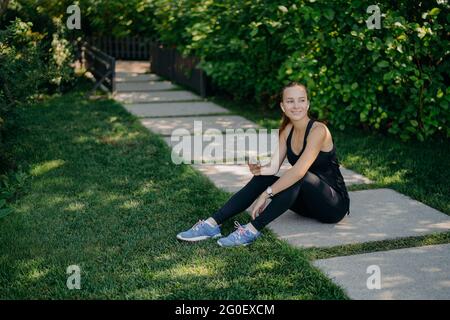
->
[[246, 155, 260, 165]]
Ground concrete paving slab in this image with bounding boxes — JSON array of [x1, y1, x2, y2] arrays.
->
[[115, 91, 203, 103], [163, 132, 277, 164], [189, 161, 367, 193], [115, 60, 150, 73], [191, 163, 291, 193], [141, 115, 259, 136], [339, 167, 372, 185], [267, 188, 450, 248], [116, 81, 177, 92], [125, 101, 230, 118], [314, 243, 450, 300], [115, 73, 162, 82]]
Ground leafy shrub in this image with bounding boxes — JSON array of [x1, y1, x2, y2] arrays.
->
[[0, 19, 51, 105], [275, 1, 449, 141], [0, 17, 75, 173], [151, 0, 449, 141]]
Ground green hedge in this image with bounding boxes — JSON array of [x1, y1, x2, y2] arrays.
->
[[14, 0, 158, 38], [151, 0, 449, 141], [3, 1, 448, 141]]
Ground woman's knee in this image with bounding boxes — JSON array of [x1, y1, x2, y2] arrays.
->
[[249, 174, 278, 185], [298, 172, 322, 190]]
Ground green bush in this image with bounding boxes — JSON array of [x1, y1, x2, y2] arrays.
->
[[0, 18, 48, 172], [83, 0, 157, 37], [0, 17, 75, 173], [28, 0, 158, 38], [275, 1, 449, 141], [0, 19, 50, 105], [151, 0, 449, 141]]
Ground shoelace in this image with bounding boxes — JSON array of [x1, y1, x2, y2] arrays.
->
[[232, 221, 247, 240], [192, 219, 205, 231]]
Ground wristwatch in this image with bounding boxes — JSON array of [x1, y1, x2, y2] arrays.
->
[[265, 186, 274, 198]]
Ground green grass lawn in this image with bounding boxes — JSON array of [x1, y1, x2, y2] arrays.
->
[[0, 81, 347, 299], [2, 76, 449, 299]]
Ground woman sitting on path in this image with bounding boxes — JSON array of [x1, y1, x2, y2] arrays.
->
[[177, 82, 350, 247]]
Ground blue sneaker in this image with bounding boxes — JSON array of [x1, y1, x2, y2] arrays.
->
[[217, 221, 261, 247], [177, 219, 222, 242]]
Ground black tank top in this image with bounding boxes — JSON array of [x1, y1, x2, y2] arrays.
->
[[286, 119, 350, 215]]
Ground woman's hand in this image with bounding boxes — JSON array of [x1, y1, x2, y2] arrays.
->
[[251, 193, 269, 220], [248, 162, 261, 175]]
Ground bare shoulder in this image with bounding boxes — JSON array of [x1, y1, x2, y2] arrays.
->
[[310, 121, 333, 149], [310, 121, 327, 137]]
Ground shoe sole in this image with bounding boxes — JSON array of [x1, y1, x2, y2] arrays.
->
[[177, 233, 222, 242], [217, 240, 251, 247]]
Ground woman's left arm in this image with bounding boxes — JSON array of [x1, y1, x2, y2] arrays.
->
[[251, 125, 327, 218]]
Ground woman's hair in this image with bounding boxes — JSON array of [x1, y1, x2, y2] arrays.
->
[[279, 82, 310, 134]]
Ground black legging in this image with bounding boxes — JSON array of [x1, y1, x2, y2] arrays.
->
[[212, 172, 349, 231]]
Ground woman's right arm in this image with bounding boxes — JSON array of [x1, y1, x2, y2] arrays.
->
[[249, 126, 289, 176]]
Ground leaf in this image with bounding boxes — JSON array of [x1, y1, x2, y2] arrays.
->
[[360, 111, 367, 121], [428, 8, 441, 16], [383, 72, 393, 81], [323, 8, 335, 21], [400, 133, 410, 141], [377, 60, 389, 68], [417, 132, 424, 142], [278, 5, 288, 13]]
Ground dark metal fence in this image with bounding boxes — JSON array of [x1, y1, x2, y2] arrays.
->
[[79, 37, 209, 97], [85, 36, 152, 60], [150, 42, 207, 97], [83, 42, 116, 93]]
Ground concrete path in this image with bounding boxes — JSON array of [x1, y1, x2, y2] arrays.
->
[[116, 73, 161, 82], [141, 115, 259, 136], [314, 244, 450, 300], [188, 162, 371, 192], [268, 188, 450, 248], [115, 91, 203, 103], [124, 101, 230, 118], [116, 81, 178, 92], [112, 61, 450, 300]]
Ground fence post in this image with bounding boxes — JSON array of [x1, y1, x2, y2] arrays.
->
[[170, 47, 175, 80], [199, 70, 206, 98], [111, 58, 116, 93]]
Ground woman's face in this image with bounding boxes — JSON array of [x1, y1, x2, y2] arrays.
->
[[280, 86, 309, 121]]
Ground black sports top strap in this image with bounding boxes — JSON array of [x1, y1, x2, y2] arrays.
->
[[287, 119, 315, 157], [302, 119, 315, 152]]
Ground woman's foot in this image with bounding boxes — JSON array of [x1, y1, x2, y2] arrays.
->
[[176, 219, 222, 242], [217, 221, 261, 247]]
